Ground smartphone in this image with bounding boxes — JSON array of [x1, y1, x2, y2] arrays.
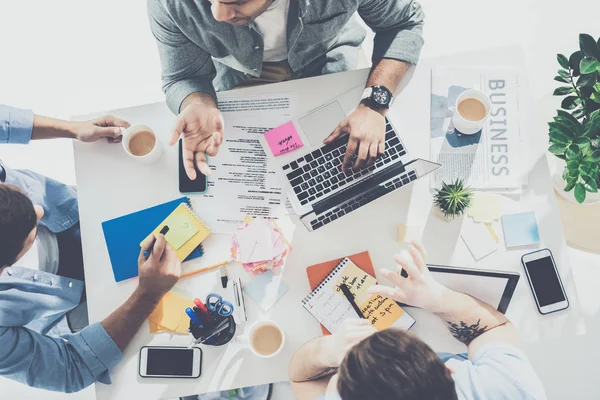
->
[[521, 248, 569, 315], [139, 346, 202, 378], [179, 140, 208, 194]]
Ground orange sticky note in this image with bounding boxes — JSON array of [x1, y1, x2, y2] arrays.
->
[[360, 294, 404, 331], [264, 121, 303, 156], [148, 292, 194, 332]]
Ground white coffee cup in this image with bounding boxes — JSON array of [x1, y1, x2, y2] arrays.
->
[[452, 89, 492, 135], [121, 124, 163, 163], [240, 320, 285, 358]]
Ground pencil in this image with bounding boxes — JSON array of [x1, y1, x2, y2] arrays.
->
[[340, 283, 365, 319], [180, 260, 230, 279]]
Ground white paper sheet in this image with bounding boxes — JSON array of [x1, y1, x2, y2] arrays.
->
[[190, 94, 296, 233]]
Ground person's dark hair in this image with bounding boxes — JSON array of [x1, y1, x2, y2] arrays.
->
[[0, 184, 37, 267], [338, 328, 458, 400]]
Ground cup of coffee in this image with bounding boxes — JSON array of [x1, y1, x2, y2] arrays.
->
[[452, 89, 492, 135], [243, 320, 285, 358], [121, 124, 163, 163]]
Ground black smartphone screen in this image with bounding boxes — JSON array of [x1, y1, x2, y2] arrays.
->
[[179, 140, 207, 193], [146, 348, 195, 376], [524, 256, 566, 307]]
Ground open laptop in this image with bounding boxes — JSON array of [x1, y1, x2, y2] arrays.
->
[[261, 85, 440, 232]]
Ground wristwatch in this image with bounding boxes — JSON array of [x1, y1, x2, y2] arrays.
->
[[361, 85, 393, 110]]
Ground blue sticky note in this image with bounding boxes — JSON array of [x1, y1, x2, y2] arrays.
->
[[501, 212, 540, 247], [244, 271, 289, 312]]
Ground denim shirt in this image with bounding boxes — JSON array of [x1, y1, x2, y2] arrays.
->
[[148, 0, 425, 113], [0, 105, 122, 392]]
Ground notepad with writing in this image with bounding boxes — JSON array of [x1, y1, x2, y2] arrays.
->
[[303, 256, 415, 335], [141, 203, 211, 262], [102, 197, 204, 282]]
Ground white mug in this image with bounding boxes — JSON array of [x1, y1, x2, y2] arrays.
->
[[121, 124, 163, 163], [238, 320, 285, 359], [451, 89, 492, 135]]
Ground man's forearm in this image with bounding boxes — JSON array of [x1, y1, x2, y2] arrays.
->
[[180, 92, 218, 113], [433, 289, 509, 346], [365, 58, 411, 98], [101, 288, 163, 351], [289, 337, 338, 383], [31, 115, 78, 140]]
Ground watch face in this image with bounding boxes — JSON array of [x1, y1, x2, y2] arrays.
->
[[372, 87, 391, 106]]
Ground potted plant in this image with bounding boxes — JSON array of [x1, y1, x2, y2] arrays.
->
[[433, 179, 473, 220], [549, 33, 600, 204]]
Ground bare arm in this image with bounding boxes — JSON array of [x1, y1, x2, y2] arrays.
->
[[103, 234, 181, 351], [365, 58, 411, 101], [289, 336, 338, 383], [32, 114, 129, 142]]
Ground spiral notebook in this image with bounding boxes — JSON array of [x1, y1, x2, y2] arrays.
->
[[140, 203, 211, 262], [302, 257, 415, 335], [102, 197, 205, 282]]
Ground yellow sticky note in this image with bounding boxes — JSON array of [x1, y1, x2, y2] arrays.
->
[[163, 213, 199, 249], [468, 193, 502, 223], [360, 294, 404, 331], [148, 292, 194, 332], [335, 259, 377, 305]]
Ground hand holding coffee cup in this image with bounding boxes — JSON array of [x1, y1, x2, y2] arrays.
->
[[122, 124, 163, 163], [452, 89, 492, 135], [238, 320, 285, 358]]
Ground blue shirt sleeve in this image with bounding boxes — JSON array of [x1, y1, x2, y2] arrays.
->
[[0, 105, 34, 144], [448, 342, 547, 400], [0, 322, 122, 393]]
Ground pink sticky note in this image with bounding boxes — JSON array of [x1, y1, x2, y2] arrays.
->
[[264, 121, 303, 156]]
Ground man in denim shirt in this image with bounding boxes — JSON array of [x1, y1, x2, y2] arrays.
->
[[148, 0, 424, 178], [0, 105, 183, 393]]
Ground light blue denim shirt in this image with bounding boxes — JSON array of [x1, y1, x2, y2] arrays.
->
[[0, 105, 122, 392], [148, 0, 425, 113]]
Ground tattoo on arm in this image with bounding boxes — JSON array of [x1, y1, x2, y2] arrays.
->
[[446, 319, 488, 345], [307, 367, 338, 382]]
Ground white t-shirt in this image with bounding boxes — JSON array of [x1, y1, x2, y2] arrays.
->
[[253, 0, 290, 62], [321, 342, 547, 400], [12, 224, 59, 275]]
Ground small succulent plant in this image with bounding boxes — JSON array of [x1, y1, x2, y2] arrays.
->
[[434, 179, 474, 219]]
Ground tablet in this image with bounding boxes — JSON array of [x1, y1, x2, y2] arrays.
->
[[402, 264, 520, 314]]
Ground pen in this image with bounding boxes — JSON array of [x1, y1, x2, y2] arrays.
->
[[237, 277, 248, 322], [340, 283, 365, 319], [144, 225, 169, 259], [185, 307, 203, 326], [193, 298, 212, 325]]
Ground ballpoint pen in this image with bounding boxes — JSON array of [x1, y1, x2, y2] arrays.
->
[[340, 283, 365, 319], [185, 307, 203, 327]]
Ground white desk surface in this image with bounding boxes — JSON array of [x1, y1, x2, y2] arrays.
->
[[73, 46, 587, 400]]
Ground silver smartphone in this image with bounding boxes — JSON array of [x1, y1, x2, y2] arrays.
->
[[138, 346, 202, 378], [521, 248, 569, 315]]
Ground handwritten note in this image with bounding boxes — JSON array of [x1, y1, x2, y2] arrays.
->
[[335, 259, 376, 304], [359, 294, 405, 330], [264, 121, 303, 156]]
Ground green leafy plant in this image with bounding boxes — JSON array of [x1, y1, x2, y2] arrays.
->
[[550, 33, 600, 203], [434, 179, 473, 219]]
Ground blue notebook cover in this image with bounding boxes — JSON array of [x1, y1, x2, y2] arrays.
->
[[102, 197, 204, 282]]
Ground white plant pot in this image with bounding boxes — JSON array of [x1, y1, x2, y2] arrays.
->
[[551, 157, 600, 205]]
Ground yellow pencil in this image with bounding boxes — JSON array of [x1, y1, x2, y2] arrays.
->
[[180, 260, 230, 279]]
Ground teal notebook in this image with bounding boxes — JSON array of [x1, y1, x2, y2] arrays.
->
[[102, 197, 204, 282]]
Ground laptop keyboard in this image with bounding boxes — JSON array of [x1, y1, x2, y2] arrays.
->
[[309, 170, 417, 230], [282, 119, 406, 206]]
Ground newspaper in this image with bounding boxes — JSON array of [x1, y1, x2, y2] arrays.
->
[[429, 67, 524, 192]]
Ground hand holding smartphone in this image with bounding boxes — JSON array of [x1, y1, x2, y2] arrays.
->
[[521, 248, 569, 315]]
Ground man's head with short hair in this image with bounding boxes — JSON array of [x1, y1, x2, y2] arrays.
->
[[0, 184, 43, 267], [338, 328, 458, 400], [208, 0, 274, 26]]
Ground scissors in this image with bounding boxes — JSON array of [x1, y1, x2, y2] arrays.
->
[[206, 293, 234, 317]]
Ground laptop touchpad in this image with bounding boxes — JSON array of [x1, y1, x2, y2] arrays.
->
[[299, 101, 347, 146]]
